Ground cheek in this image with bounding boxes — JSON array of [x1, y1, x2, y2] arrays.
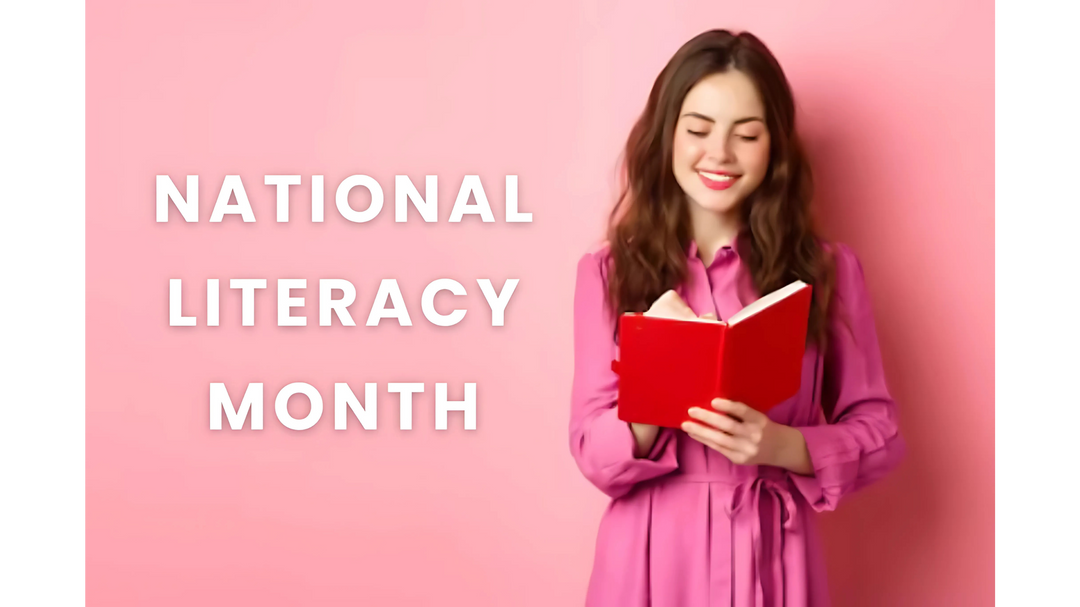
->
[[672, 136, 704, 168], [742, 143, 771, 177]]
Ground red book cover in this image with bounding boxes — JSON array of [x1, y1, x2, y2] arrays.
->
[[611, 281, 813, 429]]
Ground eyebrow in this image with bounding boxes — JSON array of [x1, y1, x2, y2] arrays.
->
[[681, 112, 764, 126]]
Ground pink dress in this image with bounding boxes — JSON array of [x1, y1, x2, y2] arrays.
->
[[569, 237, 905, 607]]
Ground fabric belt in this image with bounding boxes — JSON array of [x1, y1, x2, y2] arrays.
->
[[665, 469, 799, 607]]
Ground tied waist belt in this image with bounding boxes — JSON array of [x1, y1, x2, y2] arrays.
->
[[665, 470, 800, 607]]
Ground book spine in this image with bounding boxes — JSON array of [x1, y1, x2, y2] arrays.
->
[[714, 324, 727, 398]]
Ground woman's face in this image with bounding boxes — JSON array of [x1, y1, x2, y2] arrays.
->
[[671, 70, 771, 215]]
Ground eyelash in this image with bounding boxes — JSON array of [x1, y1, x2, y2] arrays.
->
[[686, 130, 758, 142]]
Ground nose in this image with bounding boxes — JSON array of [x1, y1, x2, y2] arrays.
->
[[703, 135, 736, 164]]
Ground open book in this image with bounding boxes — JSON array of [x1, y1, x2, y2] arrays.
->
[[610, 281, 812, 429]]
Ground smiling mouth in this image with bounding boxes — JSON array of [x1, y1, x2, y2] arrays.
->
[[698, 170, 739, 182], [697, 170, 741, 191]]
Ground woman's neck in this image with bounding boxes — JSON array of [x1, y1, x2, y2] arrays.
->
[[688, 201, 743, 266]]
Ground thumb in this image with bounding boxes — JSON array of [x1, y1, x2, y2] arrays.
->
[[700, 312, 717, 320]]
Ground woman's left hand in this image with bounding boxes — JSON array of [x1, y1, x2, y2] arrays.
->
[[682, 398, 807, 471]]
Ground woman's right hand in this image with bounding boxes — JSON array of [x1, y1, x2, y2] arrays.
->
[[629, 290, 716, 457], [645, 289, 699, 320]]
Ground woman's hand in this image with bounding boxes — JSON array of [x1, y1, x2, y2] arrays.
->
[[644, 289, 716, 322], [681, 398, 814, 474], [628, 290, 716, 458]]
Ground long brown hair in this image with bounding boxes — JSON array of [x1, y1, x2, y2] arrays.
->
[[606, 29, 838, 353]]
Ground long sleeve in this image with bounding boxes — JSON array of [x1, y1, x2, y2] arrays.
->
[[789, 243, 906, 512], [569, 249, 680, 500]]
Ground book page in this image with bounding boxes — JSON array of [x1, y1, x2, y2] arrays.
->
[[674, 316, 722, 324], [634, 314, 721, 324], [728, 280, 808, 325]]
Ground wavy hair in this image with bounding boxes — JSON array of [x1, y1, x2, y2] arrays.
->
[[606, 29, 839, 353]]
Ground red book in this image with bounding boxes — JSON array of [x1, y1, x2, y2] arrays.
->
[[611, 281, 812, 429]]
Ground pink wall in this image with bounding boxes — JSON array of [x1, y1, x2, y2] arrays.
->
[[87, 1, 993, 605]]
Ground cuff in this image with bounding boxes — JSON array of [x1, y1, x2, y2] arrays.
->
[[787, 423, 860, 512], [582, 407, 680, 498]]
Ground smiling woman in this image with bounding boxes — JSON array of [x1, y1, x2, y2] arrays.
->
[[569, 29, 905, 607]]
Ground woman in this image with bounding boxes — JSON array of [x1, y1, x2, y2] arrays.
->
[[569, 30, 905, 606]]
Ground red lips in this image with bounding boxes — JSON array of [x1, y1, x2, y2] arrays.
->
[[698, 171, 739, 191]]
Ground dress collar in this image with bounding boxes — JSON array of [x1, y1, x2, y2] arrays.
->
[[687, 227, 750, 265]]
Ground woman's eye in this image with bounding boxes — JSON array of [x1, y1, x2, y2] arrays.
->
[[687, 130, 707, 137], [738, 135, 759, 142]]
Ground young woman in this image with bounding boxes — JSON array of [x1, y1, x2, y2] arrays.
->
[[569, 30, 906, 606]]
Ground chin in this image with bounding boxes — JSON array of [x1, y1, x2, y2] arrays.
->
[[687, 189, 745, 215]]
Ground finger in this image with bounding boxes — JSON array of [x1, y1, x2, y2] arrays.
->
[[687, 406, 742, 436], [712, 398, 760, 423], [699, 312, 717, 320], [660, 290, 687, 307], [682, 425, 747, 461], [710, 443, 741, 462], [681, 420, 751, 453], [647, 291, 696, 320], [665, 289, 688, 303], [681, 423, 726, 451], [662, 291, 693, 312], [670, 295, 695, 316]]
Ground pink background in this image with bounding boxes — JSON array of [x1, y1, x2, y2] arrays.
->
[[87, 1, 993, 605]]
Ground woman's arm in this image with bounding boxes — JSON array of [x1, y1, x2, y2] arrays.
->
[[772, 424, 814, 475], [568, 250, 680, 499], [787, 242, 906, 511], [629, 422, 662, 458]]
